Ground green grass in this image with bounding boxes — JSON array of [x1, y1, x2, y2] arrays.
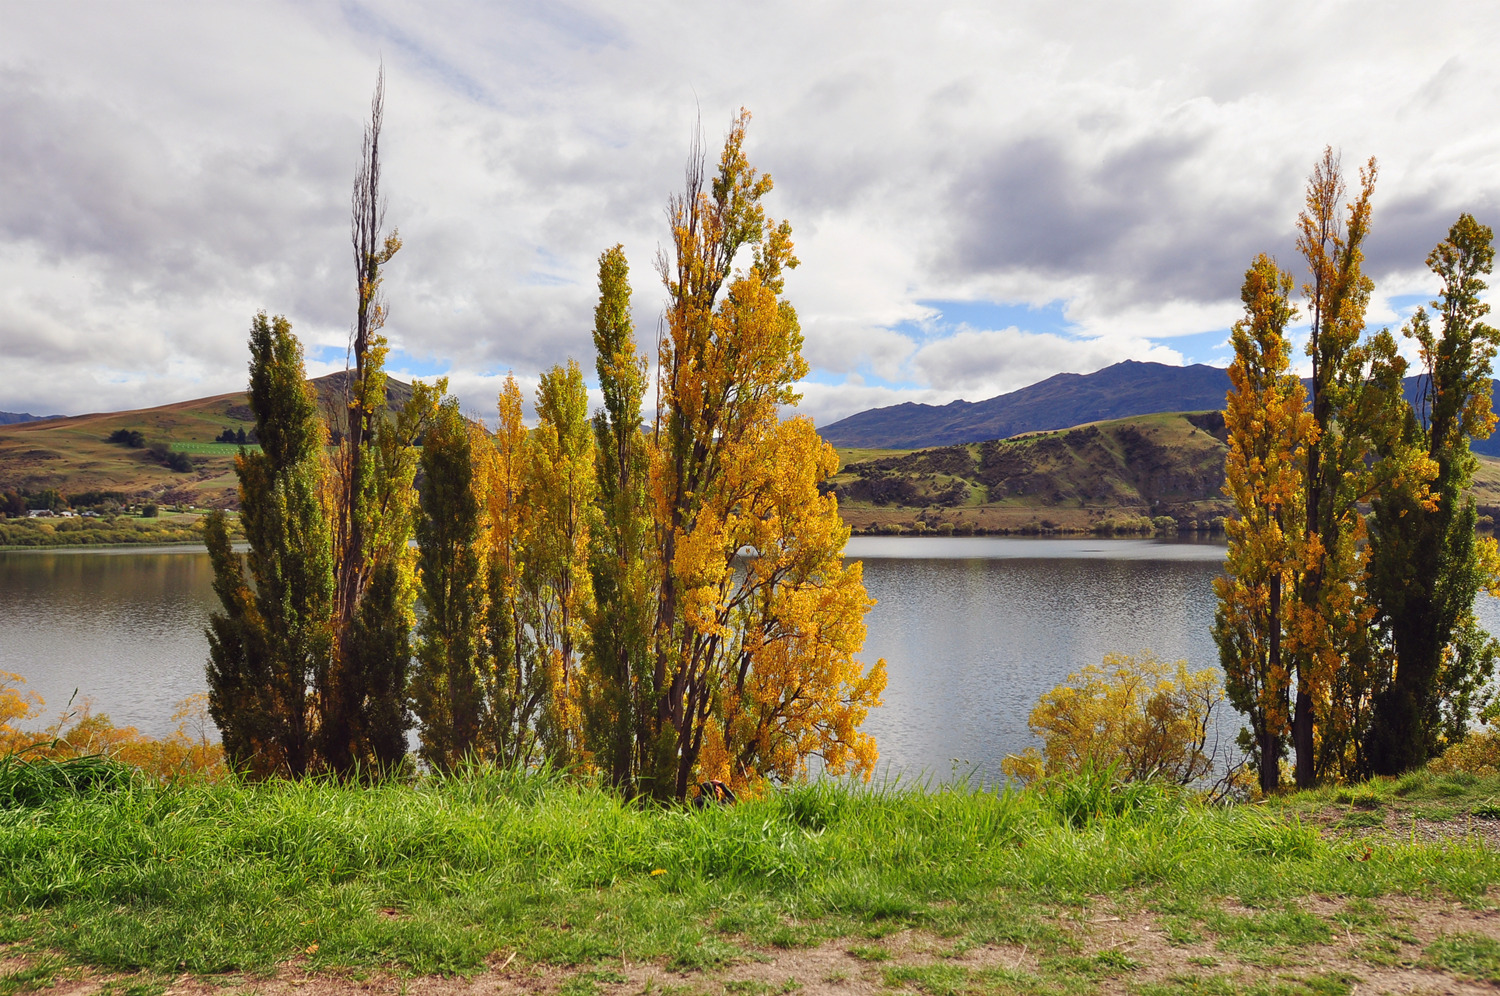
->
[[1270, 767, 1500, 826], [1423, 931, 1500, 982], [168, 442, 262, 455], [0, 769, 1498, 981]]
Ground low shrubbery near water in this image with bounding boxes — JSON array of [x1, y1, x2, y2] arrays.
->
[[0, 513, 236, 549]]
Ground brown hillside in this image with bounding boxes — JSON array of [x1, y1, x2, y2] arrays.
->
[[0, 374, 413, 508], [828, 411, 1235, 534]]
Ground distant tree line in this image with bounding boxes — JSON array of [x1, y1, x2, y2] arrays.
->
[[105, 428, 196, 472], [1216, 148, 1500, 792], [204, 83, 885, 800], [0, 488, 163, 518], [214, 427, 256, 445]]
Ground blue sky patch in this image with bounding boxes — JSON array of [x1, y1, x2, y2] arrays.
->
[[907, 298, 1073, 339]]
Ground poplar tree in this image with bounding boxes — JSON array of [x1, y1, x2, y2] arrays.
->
[[205, 313, 333, 777], [647, 112, 885, 800], [1367, 214, 1500, 772], [1213, 255, 1313, 795], [412, 393, 487, 770], [480, 377, 544, 766], [1286, 149, 1379, 787], [584, 245, 654, 791], [526, 361, 598, 767], [323, 68, 415, 776]]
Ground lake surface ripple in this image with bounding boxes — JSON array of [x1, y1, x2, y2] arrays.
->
[[8, 536, 1488, 786]]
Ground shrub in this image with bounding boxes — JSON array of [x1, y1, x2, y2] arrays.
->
[[0, 672, 223, 781], [141, 502, 158, 518], [1428, 727, 1500, 777], [1002, 651, 1224, 786], [107, 428, 145, 448]]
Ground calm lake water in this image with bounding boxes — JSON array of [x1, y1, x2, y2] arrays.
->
[[5, 537, 1496, 784]]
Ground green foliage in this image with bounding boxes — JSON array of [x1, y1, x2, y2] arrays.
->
[[0, 749, 136, 809], [412, 396, 486, 771], [140, 502, 157, 518], [0, 515, 220, 549], [1367, 213, 1500, 774], [205, 312, 334, 778], [146, 441, 194, 473], [585, 245, 653, 791], [106, 428, 145, 448]]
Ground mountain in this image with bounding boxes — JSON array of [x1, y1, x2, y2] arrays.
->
[[0, 412, 60, 425], [821, 361, 1233, 449], [828, 408, 1500, 536], [829, 410, 1235, 535], [0, 373, 414, 508], [821, 360, 1500, 457]]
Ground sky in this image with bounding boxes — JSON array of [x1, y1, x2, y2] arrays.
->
[[4, 1, 1500, 426]]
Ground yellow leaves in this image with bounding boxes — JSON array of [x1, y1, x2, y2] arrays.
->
[[1, 678, 225, 779], [0, 670, 41, 734], [1478, 535, 1500, 599], [1002, 652, 1222, 786]]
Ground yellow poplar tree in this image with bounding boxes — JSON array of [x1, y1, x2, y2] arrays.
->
[[1213, 254, 1314, 794], [1286, 149, 1380, 786], [479, 376, 545, 766], [647, 110, 886, 799], [526, 361, 598, 767]]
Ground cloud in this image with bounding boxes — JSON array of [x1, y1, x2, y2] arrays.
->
[[911, 326, 1182, 396], [5, 2, 1500, 422]]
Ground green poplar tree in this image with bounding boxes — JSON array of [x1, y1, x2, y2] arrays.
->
[[412, 394, 488, 770], [1367, 213, 1500, 773], [584, 245, 654, 792], [205, 312, 333, 778]]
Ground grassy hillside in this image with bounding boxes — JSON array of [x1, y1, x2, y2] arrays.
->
[[0, 373, 412, 509], [830, 411, 1233, 534]]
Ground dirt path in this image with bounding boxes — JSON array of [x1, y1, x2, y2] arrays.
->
[[6, 892, 1500, 996]]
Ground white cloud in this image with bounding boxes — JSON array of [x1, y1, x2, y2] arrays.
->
[[911, 327, 1183, 396], [4, 1, 1500, 420]]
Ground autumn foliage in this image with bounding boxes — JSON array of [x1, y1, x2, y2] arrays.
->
[[1002, 652, 1223, 786], [1, 671, 224, 780], [194, 108, 884, 798], [1215, 149, 1500, 786]]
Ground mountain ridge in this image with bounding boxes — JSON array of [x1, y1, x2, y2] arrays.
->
[[821, 360, 1500, 457]]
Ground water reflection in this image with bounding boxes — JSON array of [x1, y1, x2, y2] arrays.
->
[[851, 537, 1229, 785], [5, 537, 1498, 786], [0, 547, 221, 735]]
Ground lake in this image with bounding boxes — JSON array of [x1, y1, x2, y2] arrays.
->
[[5, 537, 1491, 784]]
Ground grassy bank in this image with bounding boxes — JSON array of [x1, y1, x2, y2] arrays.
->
[[0, 512, 238, 550], [3, 766, 1500, 993]]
